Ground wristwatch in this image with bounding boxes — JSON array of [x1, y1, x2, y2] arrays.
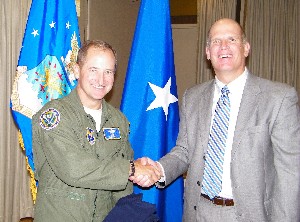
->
[[129, 160, 135, 177]]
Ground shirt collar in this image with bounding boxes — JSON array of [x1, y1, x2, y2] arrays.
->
[[215, 68, 249, 94]]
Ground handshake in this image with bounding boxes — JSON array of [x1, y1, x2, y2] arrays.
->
[[129, 157, 163, 187]]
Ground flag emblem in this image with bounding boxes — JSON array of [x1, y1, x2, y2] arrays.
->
[[39, 108, 60, 130], [103, 128, 121, 140], [29, 55, 67, 101], [61, 32, 80, 86]]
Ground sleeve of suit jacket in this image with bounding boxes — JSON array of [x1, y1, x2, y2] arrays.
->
[[270, 87, 300, 221]]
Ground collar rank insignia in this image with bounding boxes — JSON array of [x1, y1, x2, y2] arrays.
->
[[39, 108, 60, 130], [103, 128, 121, 140], [86, 127, 95, 145]]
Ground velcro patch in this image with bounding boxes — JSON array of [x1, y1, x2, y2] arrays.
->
[[39, 108, 60, 130], [86, 127, 95, 145], [103, 128, 121, 140]]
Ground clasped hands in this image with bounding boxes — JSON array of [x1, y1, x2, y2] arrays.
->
[[129, 157, 162, 187]]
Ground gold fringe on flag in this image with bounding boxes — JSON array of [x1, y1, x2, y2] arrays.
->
[[18, 131, 37, 203]]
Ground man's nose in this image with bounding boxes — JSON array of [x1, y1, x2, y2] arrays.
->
[[220, 40, 230, 49], [95, 71, 104, 84]]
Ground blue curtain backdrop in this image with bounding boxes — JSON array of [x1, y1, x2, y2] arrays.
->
[[10, 0, 80, 201], [120, 0, 184, 221]]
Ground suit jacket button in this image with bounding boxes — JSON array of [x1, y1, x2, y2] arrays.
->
[[194, 206, 197, 210], [203, 155, 206, 160], [197, 181, 201, 186]]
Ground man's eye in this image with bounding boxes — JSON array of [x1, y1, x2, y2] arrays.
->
[[104, 70, 114, 75], [212, 39, 221, 44]]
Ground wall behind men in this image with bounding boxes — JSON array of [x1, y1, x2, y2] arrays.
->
[[79, 0, 198, 107]]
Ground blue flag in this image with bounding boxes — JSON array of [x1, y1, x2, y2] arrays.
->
[[120, 0, 183, 221], [10, 0, 80, 201]]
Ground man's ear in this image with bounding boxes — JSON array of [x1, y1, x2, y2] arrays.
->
[[244, 42, 251, 57], [74, 63, 80, 79], [206, 47, 211, 60]]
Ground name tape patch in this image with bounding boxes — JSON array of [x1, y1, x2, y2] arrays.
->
[[103, 128, 121, 140]]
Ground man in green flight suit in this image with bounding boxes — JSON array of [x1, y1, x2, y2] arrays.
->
[[32, 40, 161, 222]]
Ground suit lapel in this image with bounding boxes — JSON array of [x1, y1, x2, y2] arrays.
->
[[198, 80, 215, 154], [231, 73, 261, 158]]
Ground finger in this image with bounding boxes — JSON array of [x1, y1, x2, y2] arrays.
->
[[140, 157, 148, 166], [146, 160, 162, 175], [142, 179, 154, 188], [130, 174, 144, 183], [152, 166, 161, 178], [146, 169, 160, 182], [146, 157, 157, 166], [139, 176, 151, 187], [148, 165, 161, 181]]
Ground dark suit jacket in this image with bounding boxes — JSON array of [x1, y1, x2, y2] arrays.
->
[[159, 73, 300, 222]]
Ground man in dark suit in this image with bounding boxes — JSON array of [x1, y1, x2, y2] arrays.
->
[[132, 18, 300, 221]]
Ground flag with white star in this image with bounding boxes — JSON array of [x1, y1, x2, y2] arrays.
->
[[120, 0, 183, 221], [10, 0, 80, 201]]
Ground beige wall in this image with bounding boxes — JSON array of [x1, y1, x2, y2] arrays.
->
[[172, 24, 198, 103], [79, 0, 198, 107]]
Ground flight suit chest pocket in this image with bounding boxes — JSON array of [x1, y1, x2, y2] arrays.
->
[[97, 128, 128, 159]]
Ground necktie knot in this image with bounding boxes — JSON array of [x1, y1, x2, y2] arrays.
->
[[221, 86, 230, 97]]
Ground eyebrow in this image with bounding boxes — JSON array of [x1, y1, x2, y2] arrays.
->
[[88, 66, 116, 72], [88, 67, 115, 71]]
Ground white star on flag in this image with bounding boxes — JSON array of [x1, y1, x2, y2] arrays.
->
[[49, 21, 56, 28], [146, 77, 178, 120], [31, 29, 39, 37], [66, 21, 71, 29]]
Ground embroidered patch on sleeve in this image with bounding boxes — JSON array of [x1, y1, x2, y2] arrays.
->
[[39, 108, 60, 130], [103, 128, 121, 140]]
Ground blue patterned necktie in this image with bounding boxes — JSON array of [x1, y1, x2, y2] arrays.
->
[[202, 85, 231, 199]]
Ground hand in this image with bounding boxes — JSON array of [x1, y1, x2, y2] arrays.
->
[[129, 157, 162, 187], [139, 157, 161, 170]]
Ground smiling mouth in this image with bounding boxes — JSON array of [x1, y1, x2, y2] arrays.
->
[[93, 85, 104, 89], [218, 54, 232, 58]]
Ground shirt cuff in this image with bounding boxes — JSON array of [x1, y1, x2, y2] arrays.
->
[[155, 161, 166, 187]]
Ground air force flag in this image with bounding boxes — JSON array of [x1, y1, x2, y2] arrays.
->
[[10, 0, 80, 201], [120, 0, 184, 221]]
